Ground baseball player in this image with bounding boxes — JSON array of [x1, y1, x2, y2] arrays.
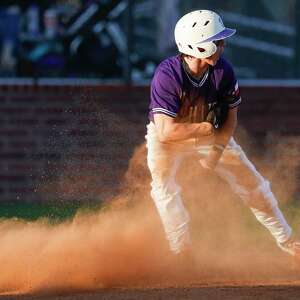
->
[[146, 10, 300, 258]]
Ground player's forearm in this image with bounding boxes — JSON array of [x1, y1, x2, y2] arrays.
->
[[158, 121, 214, 143], [214, 110, 237, 146], [201, 108, 237, 170]]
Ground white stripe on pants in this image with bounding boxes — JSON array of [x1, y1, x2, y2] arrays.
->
[[146, 122, 292, 254]]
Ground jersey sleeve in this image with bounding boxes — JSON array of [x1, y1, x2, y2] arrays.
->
[[150, 69, 181, 118], [219, 63, 241, 109]]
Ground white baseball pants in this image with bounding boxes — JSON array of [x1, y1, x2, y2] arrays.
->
[[146, 122, 292, 254]]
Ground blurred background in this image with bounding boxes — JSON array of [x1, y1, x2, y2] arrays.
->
[[0, 0, 299, 82]]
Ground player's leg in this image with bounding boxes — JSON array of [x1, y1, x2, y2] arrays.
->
[[212, 138, 292, 246], [146, 123, 190, 254]]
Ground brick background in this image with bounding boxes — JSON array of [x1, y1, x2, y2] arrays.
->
[[0, 84, 299, 203]]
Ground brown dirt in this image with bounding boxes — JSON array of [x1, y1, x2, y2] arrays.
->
[[1, 143, 300, 299], [2, 284, 300, 300]]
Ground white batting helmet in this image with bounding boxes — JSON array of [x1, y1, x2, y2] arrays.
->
[[174, 10, 236, 59]]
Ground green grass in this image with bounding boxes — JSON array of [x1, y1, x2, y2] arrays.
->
[[1, 200, 300, 230], [0, 201, 102, 223]]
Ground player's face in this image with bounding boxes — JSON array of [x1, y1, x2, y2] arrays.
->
[[203, 39, 225, 66]]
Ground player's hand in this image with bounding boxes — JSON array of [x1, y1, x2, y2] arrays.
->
[[197, 122, 214, 137], [199, 144, 225, 170]]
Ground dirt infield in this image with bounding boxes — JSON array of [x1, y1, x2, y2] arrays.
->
[[1, 144, 300, 299], [2, 283, 300, 300]]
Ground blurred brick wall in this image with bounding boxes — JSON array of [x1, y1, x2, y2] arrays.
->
[[239, 87, 300, 137], [0, 84, 299, 203]]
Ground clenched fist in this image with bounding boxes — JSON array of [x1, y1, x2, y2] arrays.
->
[[197, 122, 214, 137]]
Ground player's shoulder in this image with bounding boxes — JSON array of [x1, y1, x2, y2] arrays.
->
[[212, 56, 237, 88], [214, 56, 235, 77], [153, 55, 183, 82]]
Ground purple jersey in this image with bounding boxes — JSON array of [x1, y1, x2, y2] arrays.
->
[[149, 55, 241, 124]]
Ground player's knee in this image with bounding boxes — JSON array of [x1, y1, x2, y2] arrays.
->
[[246, 180, 278, 211], [151, 180, 181, 201], [149, 162, 172, 181]]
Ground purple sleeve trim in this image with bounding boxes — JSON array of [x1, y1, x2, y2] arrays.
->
[[228, 97, 242, 108], [152, 108, 177, 118]]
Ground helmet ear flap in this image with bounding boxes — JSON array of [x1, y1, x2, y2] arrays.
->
[[197, 47, 205, 53], [195, 42, 217, 58], [178, 41, 217, 59]]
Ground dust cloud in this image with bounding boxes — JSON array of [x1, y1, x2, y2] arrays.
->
[[1, 139, 300, 295]]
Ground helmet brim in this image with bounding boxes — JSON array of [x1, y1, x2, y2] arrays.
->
[[198, 28, 236, 44]]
